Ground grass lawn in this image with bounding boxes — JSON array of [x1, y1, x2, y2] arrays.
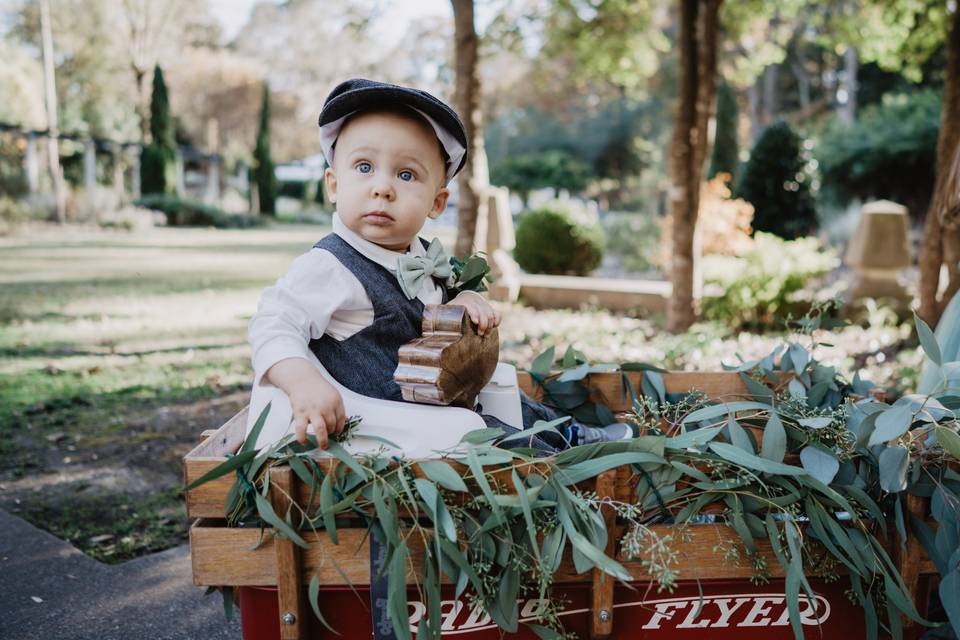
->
[[0, 222, 921, 563]]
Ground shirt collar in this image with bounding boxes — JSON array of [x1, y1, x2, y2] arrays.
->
[[331, 212, 426, 272]]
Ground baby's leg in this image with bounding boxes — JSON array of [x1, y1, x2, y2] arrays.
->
[[516, 391, 633, 447], [479, 413, 558, 453]]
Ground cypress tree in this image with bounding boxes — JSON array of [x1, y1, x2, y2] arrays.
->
[[708, 80, 739, 181], [735, 121, 817, 239], [253, 82, 277, 215], [140, 65, 176, 195]]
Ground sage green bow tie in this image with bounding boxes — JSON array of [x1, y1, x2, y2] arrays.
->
[[396, 238, 452, 300]]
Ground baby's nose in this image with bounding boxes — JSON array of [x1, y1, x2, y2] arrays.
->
[[371, 182, 395, 200]]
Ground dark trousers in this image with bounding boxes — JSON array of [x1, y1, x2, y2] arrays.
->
[[480, 392, 584, 453]]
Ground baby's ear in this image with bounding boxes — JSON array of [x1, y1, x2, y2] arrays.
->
[[428, 187, 450, 220], [323, 168, 337, 203]]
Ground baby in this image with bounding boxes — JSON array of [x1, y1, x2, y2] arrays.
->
[[248, 78, 630, 451]]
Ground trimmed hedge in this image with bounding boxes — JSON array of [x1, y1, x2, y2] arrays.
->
[[514, 207, 604, 276], [135, 194, 263, 229]]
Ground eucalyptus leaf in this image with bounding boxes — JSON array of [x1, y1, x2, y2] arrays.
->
[[665, 424, 726, 449], [788, 377, 806, 400], [708, 442, 807, 476], [555, 452, 666, 486], [253, 492, 309, 548], [557, 363, 590, 382], [797, 417, 832, 429], [324, 440, 367, 480], [499, 417, 571, 444], [915, 312, 943, 366], [725, 415, 753, 452], [939, 568, 960, 635], [185, 449, 256, 491], [308, 575, 340, 634], [419, 461, 469, 492], [643, 370, 667, 404], [739, 372, 774, 404], [868, 403, 915, 446], [788, 342, 809, 373], [761, 412, 787, 462], [682, 401, 771, 425], [800, 445, 840, 485], [459, 427, 505, 445], [319, 471, 338, 544], [936, 426, 960, 459], [878, 446, 910, 493], [530, 346, 555, 378]]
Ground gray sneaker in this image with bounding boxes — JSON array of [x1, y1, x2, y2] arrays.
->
[[576, 422, 634, 445]]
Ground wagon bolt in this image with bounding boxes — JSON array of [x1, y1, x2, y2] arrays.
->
[[282, 612, 296, 625], [599, 609, 610, 622]]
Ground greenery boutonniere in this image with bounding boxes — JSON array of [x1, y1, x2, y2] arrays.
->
[[447, 253, 494, 296]]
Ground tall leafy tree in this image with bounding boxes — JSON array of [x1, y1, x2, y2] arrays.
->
[[140, 64, 175, 195], [667, 0, 723, 332], [918, 4, 960, 326], [452, 0, 487, 256], [811, 0, 959, 326], [253, 81, 277, 216]]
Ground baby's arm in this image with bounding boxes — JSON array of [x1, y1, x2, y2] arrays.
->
[[249, 250, 352, 447], [264, 358, 345, 448]]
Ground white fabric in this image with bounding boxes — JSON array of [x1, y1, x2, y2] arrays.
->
[[319, 107, 466, 184], [248, 213, 481, 387]]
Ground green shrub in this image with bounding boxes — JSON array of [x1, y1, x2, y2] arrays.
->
[[514, 207, 604, 276], [601, 212, 661, 274], [135, 194, 263, 229], [736, 121, 816, 239], [702, 232, 838, 330], [816, 90, 940, 219]]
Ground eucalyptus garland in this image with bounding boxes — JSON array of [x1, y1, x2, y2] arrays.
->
[[189, 313, 960, 640]]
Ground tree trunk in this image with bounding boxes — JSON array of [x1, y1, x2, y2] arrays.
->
[[452, 0, 487, 258], [747, 80, 761, 142], [839, 46, 858, 125], [667, 0, 723, 333], [39, 0, 66, 224], [762, 63, 778, 125], [918, 4, 960, 327], [790, 28, 811, 111], [134, 65, 150, 143]]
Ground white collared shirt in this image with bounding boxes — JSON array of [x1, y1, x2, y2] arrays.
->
[[248, 213, 454, 384]]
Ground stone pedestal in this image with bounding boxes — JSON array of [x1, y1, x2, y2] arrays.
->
[[844, 200, 912, 309], [484, 186, 521, 302]]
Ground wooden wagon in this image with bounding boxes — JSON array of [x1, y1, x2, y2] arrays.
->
[[184, 370, 940, 639]]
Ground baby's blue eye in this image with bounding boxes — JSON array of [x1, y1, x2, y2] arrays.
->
[[357, 162, 372, 174], [398, 170, 415, 182]]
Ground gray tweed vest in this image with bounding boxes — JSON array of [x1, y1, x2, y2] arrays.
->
[[308, 234, 449, 401]]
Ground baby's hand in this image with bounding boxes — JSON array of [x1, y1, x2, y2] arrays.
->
[[285, 376, 346, 448], [448, 292, 501, 337]]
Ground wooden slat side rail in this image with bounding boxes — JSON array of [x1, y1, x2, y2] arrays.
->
[[191, 521, 820, 587], [590, 470, 617, 639], [184, 407, 249, 517], [518, 371, 750, 411], [186, 407, 249, 458], [271, 466, 305, 640]]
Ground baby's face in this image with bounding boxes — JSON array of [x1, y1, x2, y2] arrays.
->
[[325, 110, 449, 252]]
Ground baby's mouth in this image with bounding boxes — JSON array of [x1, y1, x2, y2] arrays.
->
[[363, 211, 395, 225]]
